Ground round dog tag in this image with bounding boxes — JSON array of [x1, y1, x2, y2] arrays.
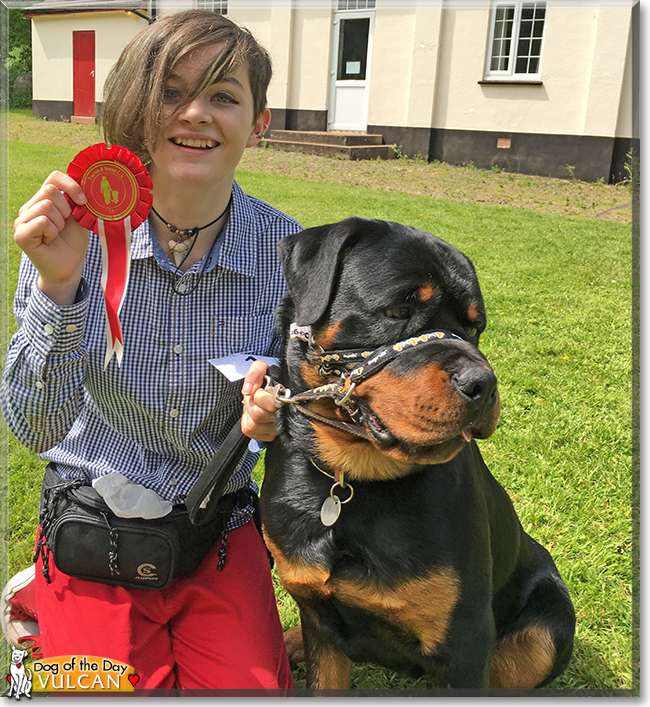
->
[[320, 495, 341, 526]]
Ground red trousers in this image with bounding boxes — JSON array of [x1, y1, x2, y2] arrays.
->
[[34, 519, 293, 691]]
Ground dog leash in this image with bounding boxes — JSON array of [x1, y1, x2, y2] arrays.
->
[[185, 418, 251, 525]]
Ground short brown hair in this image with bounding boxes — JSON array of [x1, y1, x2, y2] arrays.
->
[[101, 10, 272, 162]]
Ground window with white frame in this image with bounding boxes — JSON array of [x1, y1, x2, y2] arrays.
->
[[196, 0, 228, 15], [485, 2, 546, 79], [337, 0, 375, 10]]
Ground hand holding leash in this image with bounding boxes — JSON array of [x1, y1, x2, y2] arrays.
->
[[241, 360, 278, 442]]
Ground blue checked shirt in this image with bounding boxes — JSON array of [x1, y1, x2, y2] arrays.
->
[[1, 181, 302, 530]]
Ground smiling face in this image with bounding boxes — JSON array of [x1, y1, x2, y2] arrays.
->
[[101, 10, 273, 165], [147, 43, 270, 191]]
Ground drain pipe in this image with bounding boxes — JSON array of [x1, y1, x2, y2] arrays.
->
[[129, 0, 156, 23]]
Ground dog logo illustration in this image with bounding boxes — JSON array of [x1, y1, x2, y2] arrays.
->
[[6, 645, 32, 699]]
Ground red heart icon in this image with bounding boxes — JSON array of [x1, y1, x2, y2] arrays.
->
[[128, 674, 140, 687]]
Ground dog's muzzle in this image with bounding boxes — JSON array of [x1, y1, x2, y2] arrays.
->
[[265, 326, 472, 441]]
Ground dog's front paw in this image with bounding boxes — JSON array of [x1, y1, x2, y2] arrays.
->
[[284, 625, 305, 668]]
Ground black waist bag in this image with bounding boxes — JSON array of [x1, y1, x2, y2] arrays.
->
[[35, 465, 253, 590]]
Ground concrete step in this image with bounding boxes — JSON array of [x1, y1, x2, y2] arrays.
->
[[262, 130, 395, 160], [268, 130, 384, 146], [263, 138, 395, 160]]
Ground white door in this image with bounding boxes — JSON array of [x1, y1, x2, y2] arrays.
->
[[328, 11, 374, 132]]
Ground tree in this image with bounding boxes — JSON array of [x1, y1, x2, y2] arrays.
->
[[4, 6, 33, 107]]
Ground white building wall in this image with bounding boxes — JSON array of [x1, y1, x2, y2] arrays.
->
[[27, 0, 635, 180], [580, 6, 632, 138], [368, 8, 417, 128], [31, 12, 145, 103], [230, 5, 331, 114], [285, 7, 331, 112], [157, 0, 195, 17], [395, 5, 632, 139], [431, 6, 607, 137], [367, 6, 444, 130], [406, 7, 444, 130], [614, 19, 635, 139]]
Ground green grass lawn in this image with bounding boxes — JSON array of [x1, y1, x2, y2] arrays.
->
[[1, 140, 635, 693]]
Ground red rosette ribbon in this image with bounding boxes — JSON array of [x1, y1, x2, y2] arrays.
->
[[66, 143, 152, 368]]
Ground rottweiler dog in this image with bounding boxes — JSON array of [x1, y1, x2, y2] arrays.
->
[[260, 218, 575, 690]]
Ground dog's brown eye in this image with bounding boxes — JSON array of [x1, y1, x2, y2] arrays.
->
[[385, 306, 411, 320]]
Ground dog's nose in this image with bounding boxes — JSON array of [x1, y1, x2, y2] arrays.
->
[[453, 367, 498, 412]]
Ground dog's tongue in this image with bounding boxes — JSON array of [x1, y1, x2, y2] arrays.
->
[[460, 428, 473, 443]]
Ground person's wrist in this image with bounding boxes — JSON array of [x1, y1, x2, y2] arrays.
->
[[37, 274, 83, 306]]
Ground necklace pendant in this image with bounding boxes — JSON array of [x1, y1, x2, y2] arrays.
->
[[169, 239, 190, 252], [169, 239, 190, 267], [320, 495, 341, 526]]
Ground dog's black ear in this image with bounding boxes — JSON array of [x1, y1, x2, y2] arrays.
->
[[277, 218, 363, 326]]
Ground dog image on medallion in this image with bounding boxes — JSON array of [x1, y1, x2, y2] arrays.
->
[[260, 217, 576, 690]]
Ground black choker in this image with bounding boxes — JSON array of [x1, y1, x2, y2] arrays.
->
[[152, 195, 232, 266]]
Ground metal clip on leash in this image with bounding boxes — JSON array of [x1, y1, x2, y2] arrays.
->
[[263, 375, 292, 408], [334, 381, 356, 407]]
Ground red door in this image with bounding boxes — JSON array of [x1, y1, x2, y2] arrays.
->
[[73, 31, 95, 118]]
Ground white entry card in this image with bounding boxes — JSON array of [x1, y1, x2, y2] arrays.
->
[[209, 354, 279, 382]]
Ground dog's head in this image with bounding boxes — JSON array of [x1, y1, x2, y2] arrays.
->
[[10, 645, 28, 664], [277, 217, 500, 480]]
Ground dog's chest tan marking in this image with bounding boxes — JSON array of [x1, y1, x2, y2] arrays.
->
[[263, 533, 333, 598], [313, 424, 414, 481], [265, 531, 460, 656], [333, 570, 461, 655]]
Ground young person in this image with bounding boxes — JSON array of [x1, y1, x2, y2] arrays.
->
[[1, 10, 300, 690]]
